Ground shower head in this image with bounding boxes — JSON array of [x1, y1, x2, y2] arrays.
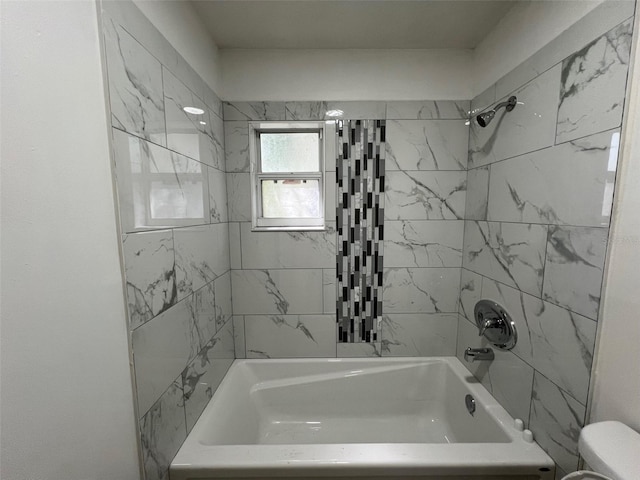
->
[[475, 96, 517, 128]]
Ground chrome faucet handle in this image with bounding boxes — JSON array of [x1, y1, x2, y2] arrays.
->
[[478, 318, 497, 337]]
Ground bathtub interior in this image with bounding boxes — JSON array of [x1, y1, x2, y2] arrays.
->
[[196, 358, 512, 446]]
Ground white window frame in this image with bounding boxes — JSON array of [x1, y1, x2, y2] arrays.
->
[[249, 121, 327, 231]]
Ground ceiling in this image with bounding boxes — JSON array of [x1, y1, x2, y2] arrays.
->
[[191, 0, 518, 50]]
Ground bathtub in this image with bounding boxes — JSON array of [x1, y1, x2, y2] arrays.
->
[[171, 357, 554, 480]]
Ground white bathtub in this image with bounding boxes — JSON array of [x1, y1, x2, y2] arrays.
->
[[171, 357, 554, 480]]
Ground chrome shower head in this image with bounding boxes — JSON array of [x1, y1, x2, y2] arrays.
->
[[475, 96, 517, 128]]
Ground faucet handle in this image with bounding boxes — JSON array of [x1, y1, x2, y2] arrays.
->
[[478, 318, 496, 337]]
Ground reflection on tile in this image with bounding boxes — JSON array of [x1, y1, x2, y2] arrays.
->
[[132, 298, 201, 415], [233, 316, 246, 359], [112, 130, 209, 233], [385, 220, 463, 267], [381, 313, 457, 356], [325, 101, 386, 120], [463, 221, 547, 297], [386, 101, 470, 120], [322, 269, 336, 315], [104, 20, 166, 146], [207, 166, 228, 224], [458, 268, 483, 322], [223, 102, 286, 121], [123, 230, 176, 328], [192, 282, 217, 349], [140, 380, 185, 480], [487, 129, 620, 227], [386, 120, 468, 171], [543, 226, 607, 320], [214, 271, 233, 331], [481, 278, 596, 404], [224, 122, 250, 172], [383, 268, 460, 314], [226, 173, 251, 221], [231, 269, 323, 315], [240, 222, 336, 269], [182, 321, 234, 432], [174, 224, 230, 300], [337, 342, 382, 358], [469, 65, 560, 167], [465, 166, 489, 221], [556, 19, 633, 144], [385, 171, 466, 220], [245, 315, 336, 358], [285, 101, 329, 120], [530, 373, 585, 473]]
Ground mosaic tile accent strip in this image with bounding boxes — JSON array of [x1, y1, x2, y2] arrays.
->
[[337, 120, 386, 343]]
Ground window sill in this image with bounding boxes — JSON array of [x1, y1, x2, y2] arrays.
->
[[251, 225, 327, 233]]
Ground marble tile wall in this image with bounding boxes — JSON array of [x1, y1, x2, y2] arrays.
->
[[459, 12, 634, 474], [225, 100, 470, 359], [100, 3, 233, 480]]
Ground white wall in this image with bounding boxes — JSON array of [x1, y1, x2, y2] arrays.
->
[[220, 48, 472, 100], [590, 9, 640, 432], [133, 0, 222, 94], [0, 1, 140, 479]]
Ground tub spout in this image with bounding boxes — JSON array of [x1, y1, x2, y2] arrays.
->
[[464, 347, 494, 363]]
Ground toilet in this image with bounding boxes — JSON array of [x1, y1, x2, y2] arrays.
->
[[561, 421, 640, 480]]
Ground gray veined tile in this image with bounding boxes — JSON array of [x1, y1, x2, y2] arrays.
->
[[226, 173, 251, 221], [458, 268, 483, 322], [465, 166, 489, 221], [463, 221, 547, 297], [206, 110, 226, 171], [112, 129, 209, 233], [337, 342, 382, 358], [140, 380, 186, 480], [543, 226, 608, 320], [384, 220, 463, 268], [228, 222, 242, 269], [324, 101, 386, 120], [204, 86, 223, 119], [385, 171, 466, 220], [224, 121, 250, 172], [192, 282, 217, 349], [470, 85, 496, 117], [381, 313, 457, 356], [322, 269, 336, 315], [223, 102, 286, 121], [122, 230, 176, 329], [233, 316, 246, 359], [382, 268, 460, 314], [529, 372, 586, 473], [386, 101, 470, 120], [487, 129, 620, 227], [285, 101, 329, 120], [182, 321, 234, 432], [207, 166, 228, 224], [214, 271, 233, 331], [244, 315, 336, 358], [481, 278, 596, 404], [556, 19, 633, 144], [103, 19, 166, 146], [385, 120, 468, 171]]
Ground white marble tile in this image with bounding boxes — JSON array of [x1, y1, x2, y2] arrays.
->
[[556, 19, 633, 144], [469, 65, 560, 168], [214, 271, 232, 331], [174, 223, 230, 300], [103, 19, 166, 146], [182, 321, 234, 432], [139, 380, 186, 480], [463, 221, 547, 297], [543, 226, 608, 320], [381, 313, 457, 356], [530, 373, 586, 473], [487, 129, 620, 227], [386, 101, 470, 120], [204, 87, 223, 120], [384, 220, 463, 268], [385, 171, 466, 220], [240, 222, 336, 269], [231, 269, 323, 315], [456, 316, 533, 425], [458, 268, 483, 322], [122, 230, 176, 328], [224, 121, 250, 172], [285, 101, 329, 120], [223, 102, 286, 121], [481, 278, 596, 404], [233, 316, 246, 359], [245, 315, 336, 358], [207, 166, 227, 224], [470, 85, 496, 117], [382, 267, 460, 314], [337, 342, 382, 358], [322, 269, 336, 315], [228, 222, 242, 269], [207, 110, 226, 171], [226, 173, 251, 221], [112, 129, 210, 233], [386, 120, 468, 171], [192, 282, 217, 349], [465, 166, 489, 221], [132, 298, 201, 415], [326, 101, 387, 120]]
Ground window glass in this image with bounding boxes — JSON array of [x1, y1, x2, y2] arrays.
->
[[261, 179, 320, 218], [260, 133, 319, 172]]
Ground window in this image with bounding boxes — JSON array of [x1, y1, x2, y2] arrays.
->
[[249, 121, 327, 230]]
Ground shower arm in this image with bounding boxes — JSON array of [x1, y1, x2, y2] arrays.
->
[[492, 96, 517, 113]]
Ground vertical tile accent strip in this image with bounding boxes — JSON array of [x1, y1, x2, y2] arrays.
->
[[337, 120, 386, 343]]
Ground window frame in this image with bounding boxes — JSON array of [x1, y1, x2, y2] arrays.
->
[[249, 121, 327, 231]]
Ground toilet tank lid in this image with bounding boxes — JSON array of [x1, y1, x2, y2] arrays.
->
[[579, 421, 640, 480]]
